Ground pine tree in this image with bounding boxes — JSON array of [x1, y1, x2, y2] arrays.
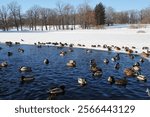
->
[[94, 3, 105, 25]]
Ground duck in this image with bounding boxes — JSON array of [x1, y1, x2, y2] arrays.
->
[[60, 51, 67, 56], [68, 48, 73, 52], [78, 78, 87, 86], [19, 66, 32, 72], [114, 63, 120, 70], [132, 65, 141, 72], [86, 49, 92, 53], [115, 78, 128, 86], [107, 76, 115, 84], [49, 85, 65, 95], [92, 69, 103, 77], [124, 68, 135, 77], [140, 58, 144, 63], [20, 76, 35, 82], [111, 57, 116, 62], [146, 88, 150, 96], [18, 48, 24, 53], [44, 59, 49, 64], [108, 76, 127, 86], [0, 61, 8, 67], [136, 75, 147, 81], [103, 58, 109, 64], [66, 60, 76, 67], [7, 52, 13, 56]]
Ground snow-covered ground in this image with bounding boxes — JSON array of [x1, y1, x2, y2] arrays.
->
[[0, 25, 150, 54]]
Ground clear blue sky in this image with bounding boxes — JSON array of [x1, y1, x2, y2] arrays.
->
[[0, 0, 150, 12]]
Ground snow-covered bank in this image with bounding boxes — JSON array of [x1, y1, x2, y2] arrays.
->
[[0, 27, 150, 54]]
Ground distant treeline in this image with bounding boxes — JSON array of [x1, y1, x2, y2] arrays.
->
[[0, 1, 150, 31]]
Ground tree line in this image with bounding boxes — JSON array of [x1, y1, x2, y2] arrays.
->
[[0, 1, 150, 31]]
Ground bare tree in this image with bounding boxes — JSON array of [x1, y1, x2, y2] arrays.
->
[[106, 7, 115, 26], [8, 1, 20, 31], [0, 5, 9, 31]]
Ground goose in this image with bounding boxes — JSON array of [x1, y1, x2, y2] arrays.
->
[[20, 76, 35, 82], [19, 66, 32, 72], [136, 75, 147, 81], [0, 61, 8, 67], [49, 85, 65, 95], [146, 88, 150, 96], [44, 59, 49, 64], [66, 60, 76, 67], [103, 58, 109, 64], [78, 78, 87, 86]]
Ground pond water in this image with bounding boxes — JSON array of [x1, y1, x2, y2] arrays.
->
[[0, 43, 150, 100]]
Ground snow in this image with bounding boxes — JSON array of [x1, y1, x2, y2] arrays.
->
[[0, 25, 150, 55]]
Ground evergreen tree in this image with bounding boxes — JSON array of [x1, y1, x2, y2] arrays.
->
[[94, 3, 105, 25]]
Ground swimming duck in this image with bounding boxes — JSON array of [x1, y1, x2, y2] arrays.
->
[[20, 76, 35, 82], [132, 65, 141, 72], [124, 68, 135, 77], [107, 76, 115, 84], [49, 85, 65, 95], [66, 60, 76, 67], [78, 78, 87, 86], [114, 63, 120, 70], [136, 75, 147, 81], [7, 52, 13, 56], [103, 58, 109, 64], [60, 51, 67, 56], [140, 58, 144, 63], [68, 48, 73, 52], [92, 69, 103, 77], [146, 88, 150, 96], [0, 61, 8, 67], [108, 76, 127, 86], [115, 78, 128, 86], [19, 66, 32, 72], [44, 59, 49, 64], [111, 57, 116, 62], [18, 48, 24, 53]]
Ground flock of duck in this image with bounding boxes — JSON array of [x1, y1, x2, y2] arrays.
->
[[0, 40, 150, 99]]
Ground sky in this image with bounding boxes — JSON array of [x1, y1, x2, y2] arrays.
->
[[0, 0, 150, 12]]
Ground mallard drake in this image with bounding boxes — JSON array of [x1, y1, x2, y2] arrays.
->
[[136, 75, 147, 81], [44, 59, 49, 64], [49, 85, 65, 95], [66, 60, 76, 67], [103, 58, 109, 64], [78, 78, 87, 86], [20, 76, 35, 82], [0, 61, 8, 67], [19, 66, 32, 72]]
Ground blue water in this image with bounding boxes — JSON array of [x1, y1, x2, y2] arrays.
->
[[0, 43, 150, 100]]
